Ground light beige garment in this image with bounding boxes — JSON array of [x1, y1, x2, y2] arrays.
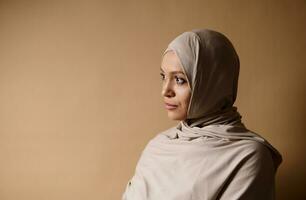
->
[[122, 29, 282, 200]]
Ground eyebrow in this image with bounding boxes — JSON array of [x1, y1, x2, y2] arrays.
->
[[160, 67, 185, 75]]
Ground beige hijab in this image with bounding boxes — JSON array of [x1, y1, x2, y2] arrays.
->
[[122, 29, 283, 200], [164, 29, 241, 127], [162, 28, 282, 168]]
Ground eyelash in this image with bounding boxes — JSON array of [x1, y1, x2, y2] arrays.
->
[[160, 73, 186, 85]]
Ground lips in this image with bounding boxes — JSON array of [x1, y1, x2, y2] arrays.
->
[[165, 102, 178, 110]]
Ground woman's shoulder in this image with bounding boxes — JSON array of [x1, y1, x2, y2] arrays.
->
[[144, 126, 178, 147], [236, 139, 272, 155], [231, 139, 276, 171]]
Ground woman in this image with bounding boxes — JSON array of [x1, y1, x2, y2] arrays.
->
[[122, 28, 283, 200]]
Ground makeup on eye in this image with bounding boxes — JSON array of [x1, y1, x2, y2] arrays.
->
[[175, 76, 186, 84], [160, 73, 165, 82], [159, 72, 187, 84]]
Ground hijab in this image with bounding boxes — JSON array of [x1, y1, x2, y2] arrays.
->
[[162, 28, 282, 169], [122, 29, 283, 200]]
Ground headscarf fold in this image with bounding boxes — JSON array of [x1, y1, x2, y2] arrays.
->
[[163, 29, 241, 126], [162, 28, 282, 168], [122, 29, 282, 200]]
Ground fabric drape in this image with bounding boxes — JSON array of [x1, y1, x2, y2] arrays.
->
[[122, 29, 282, 200]]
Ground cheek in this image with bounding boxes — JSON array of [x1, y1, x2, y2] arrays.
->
[[176, 87, 191, 107]]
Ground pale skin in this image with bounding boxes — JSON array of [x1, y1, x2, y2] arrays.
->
[[160, 51, 192, 121]]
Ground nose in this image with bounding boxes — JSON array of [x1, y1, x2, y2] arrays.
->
[[161, 79, 175, 97]]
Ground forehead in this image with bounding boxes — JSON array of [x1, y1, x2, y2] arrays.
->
[[161, 51, 184, 73]]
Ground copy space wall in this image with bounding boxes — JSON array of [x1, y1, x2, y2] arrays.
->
[[0, 0, 305, 199]]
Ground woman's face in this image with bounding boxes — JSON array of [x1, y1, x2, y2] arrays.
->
[[160, 51, 191, 121]]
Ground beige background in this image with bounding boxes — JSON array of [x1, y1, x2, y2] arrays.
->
[[0, 0, 305, 199]]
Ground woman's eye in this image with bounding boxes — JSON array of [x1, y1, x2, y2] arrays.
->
[[160, 73, 165, 80], [175, 77, 186, 85], [160, 73, 186, 85]]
